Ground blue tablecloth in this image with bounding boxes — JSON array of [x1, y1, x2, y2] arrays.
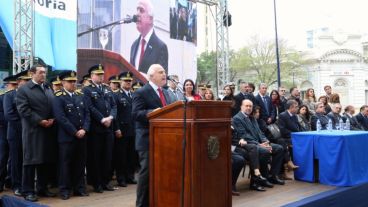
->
[[292, 130, 368, 186]]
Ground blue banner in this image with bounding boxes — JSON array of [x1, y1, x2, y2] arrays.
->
[[0, 0, 77, 70]]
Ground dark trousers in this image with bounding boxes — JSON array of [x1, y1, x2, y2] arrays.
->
[[113, 136, 127, 183], [235, 144, 260, 173], [136, 150, 149, 207], [113, 135, 137, 183], [22, 164, 49, 195], [59, 139, 87, 194], [87, 131, 114, 187], [0, 125, 9, 187], [8, 121, 23, 190], [259, 143, 284, 178], [231, 152, 245, 189]]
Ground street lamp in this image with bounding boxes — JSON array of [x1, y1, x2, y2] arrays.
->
[[273, 0, 281, 89]]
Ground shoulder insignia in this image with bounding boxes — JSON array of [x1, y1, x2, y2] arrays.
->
[[55, 91, 63, 97], [5, 89, 15, 93], [75, 89, 84, 95]]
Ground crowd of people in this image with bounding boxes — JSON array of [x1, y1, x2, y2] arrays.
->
[[1, 62, 367, 206]]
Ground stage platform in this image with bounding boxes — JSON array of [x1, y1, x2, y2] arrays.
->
[[0, 172, 333, 207]]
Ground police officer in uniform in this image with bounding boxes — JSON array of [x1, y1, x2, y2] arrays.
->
[[3, 71, 31, 196], [79, 74, 91, 88], [132, 81, 144, 92], [82, 64, 117, 193], [53, 71, 90, 200], [50, 76, 63, 93], [0, 75, 17, 192], [119, 72, 138, 185]]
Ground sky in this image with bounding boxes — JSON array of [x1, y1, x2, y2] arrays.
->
[[197, 0, 368, 52]]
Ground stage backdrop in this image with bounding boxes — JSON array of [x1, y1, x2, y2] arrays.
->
[[0, 0, 77, 70], [77, 0, 197, 82]]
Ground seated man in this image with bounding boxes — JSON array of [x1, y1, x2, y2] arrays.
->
[[354, 105, 368, 131], [326, 103, 343, 129], [279, 100, 302, 138], [342, 105, 362, 130], [232, 126, 271, 191], [311, 102, 329, 130], [277, 100, 300, 174], [232, 99, 285, 185]]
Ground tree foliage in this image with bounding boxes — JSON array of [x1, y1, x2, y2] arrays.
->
[[197, 35, 311, 89]]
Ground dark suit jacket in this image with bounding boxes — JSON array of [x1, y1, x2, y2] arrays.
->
[[326, 112, 342, 129], [232, 111, 268, 145], [342, 112, 362, 130], [233, 92, 257, 114], [132, 83, 172, 151], [311, 112, 329, 131], [255, 94, 275, 122], [278, 111, 301, 139], [130, 30, 168, 74], [16, 81, 56, 165], [354, 113, 368, 131]]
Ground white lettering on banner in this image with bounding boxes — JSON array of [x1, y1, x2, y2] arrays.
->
[[33, 0, 76, 21]]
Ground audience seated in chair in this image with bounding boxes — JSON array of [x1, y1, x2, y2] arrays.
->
[[232, 99, 285, 186], [311, 102, 329, 130]]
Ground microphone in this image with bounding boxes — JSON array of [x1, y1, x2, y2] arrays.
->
[[167, 76, 184, 94], [120, 15, 138, 24]]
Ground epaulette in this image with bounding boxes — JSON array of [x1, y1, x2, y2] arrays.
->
[[53, 90, 61, 95], [75, 89, 83, 95], [5, 89, 15, 93], [55, 91, 63, 97]]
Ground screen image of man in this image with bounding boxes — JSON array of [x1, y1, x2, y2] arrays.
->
[[130, 0, 169, 74]]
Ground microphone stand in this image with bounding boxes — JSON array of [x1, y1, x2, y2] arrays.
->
[[169, 79, 187, 207]]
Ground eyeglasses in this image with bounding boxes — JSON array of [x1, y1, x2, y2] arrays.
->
[[280, 90, 286, 92]]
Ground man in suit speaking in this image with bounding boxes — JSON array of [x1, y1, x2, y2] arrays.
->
[[130, 0, 169, 75], [132, 64, 172, 207]]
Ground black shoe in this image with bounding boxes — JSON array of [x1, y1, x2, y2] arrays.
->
[[254, 175, 273, 188], [127, 178, 137, 184], [118, 181, 127, 187], [14, 189, 23, 197], [74, 191, 89, 197], [24, 194, 38, 202], [93, 186, 103, 193], [37, 189, 57, 197], [60, 193, 70, 200], [103, 184, 115, 191], [268, 176, 285, 185], [250, 182, 266, 191]]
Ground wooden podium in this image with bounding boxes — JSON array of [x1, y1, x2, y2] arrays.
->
[[147, 101, 232, 207]]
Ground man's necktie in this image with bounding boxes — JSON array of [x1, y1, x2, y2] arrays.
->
[[138, 38, 146, 67], [263, 97, 269, 114], [157, 88, 167, 107], [128, 92, 132, 98]]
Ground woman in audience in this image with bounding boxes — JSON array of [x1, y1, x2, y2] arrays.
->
[[297, 105, 311, 131], [222, 85, 234, 101], [183, 79, 201, 101], [329, 93, 340, 104], [204, 88, 215, 100], [303, 88, 316, 114], [270, 90, 285, 121], [318, 95, 331, 114], [222, 85, 237, 116]]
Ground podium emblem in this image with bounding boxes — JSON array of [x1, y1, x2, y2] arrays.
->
[[207, 136, 220, 160]]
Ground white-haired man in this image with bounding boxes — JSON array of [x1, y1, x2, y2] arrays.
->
[[130, 0, 168, 75], [132, 64, 172, 207]]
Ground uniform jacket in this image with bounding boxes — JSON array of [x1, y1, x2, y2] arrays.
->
[[53, 89, 91, 143]]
